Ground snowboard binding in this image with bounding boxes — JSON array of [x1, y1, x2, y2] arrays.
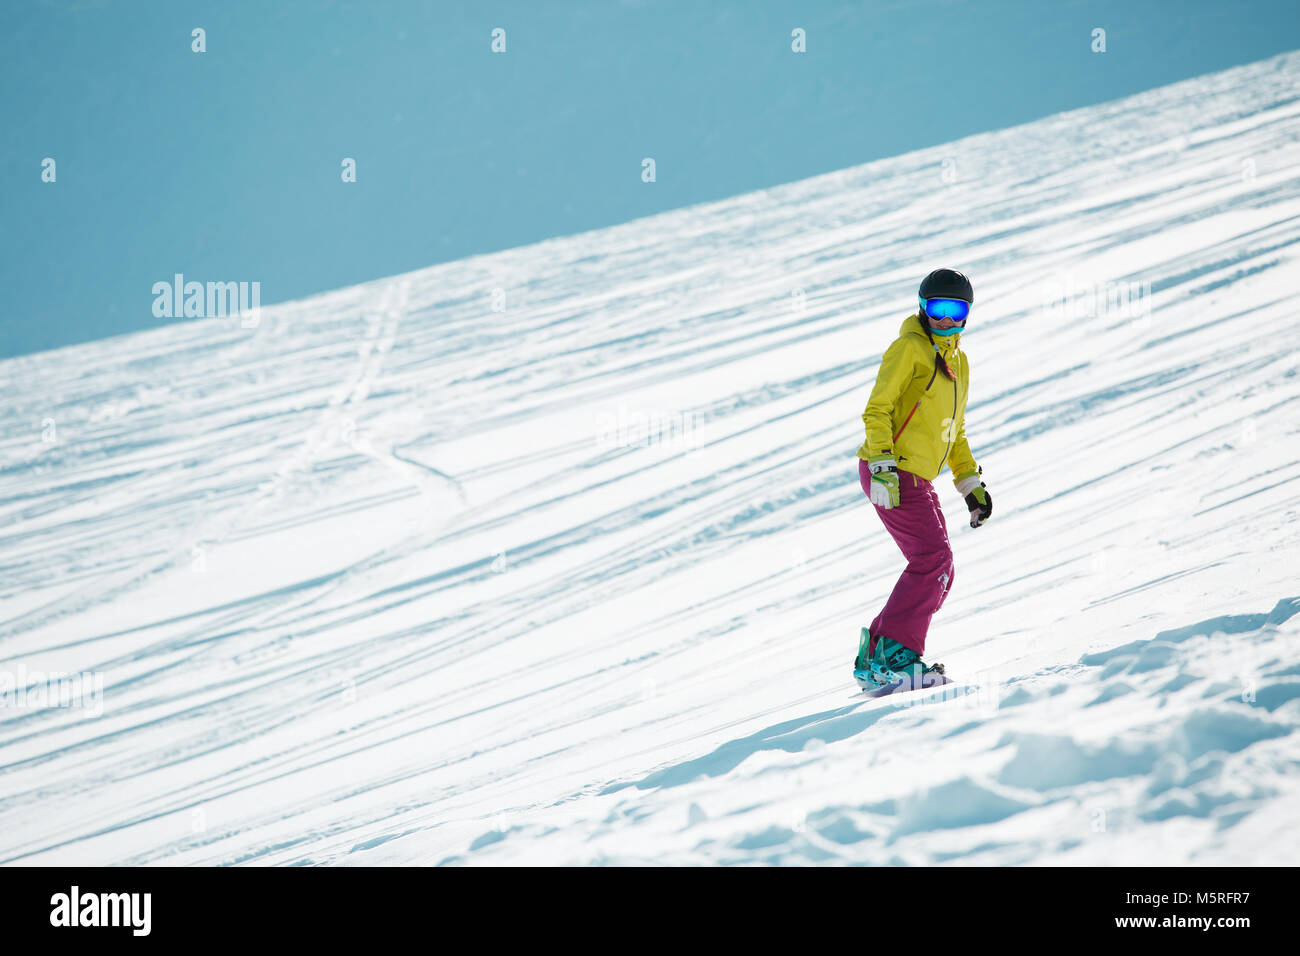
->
[[853, 627, 945, 691]]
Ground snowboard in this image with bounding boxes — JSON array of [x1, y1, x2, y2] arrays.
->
[[856, 668, 952, 698]]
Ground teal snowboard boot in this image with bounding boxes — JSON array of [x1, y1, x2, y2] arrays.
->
[[853, 627, 944, 688]]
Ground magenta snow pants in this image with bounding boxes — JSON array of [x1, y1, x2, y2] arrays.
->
[[858, 460, 954, 656]]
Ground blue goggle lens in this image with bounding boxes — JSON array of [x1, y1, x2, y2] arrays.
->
[[920, 297, 970, 322]]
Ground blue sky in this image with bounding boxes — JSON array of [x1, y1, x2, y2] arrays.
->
[[2, 0, 1297, 357]]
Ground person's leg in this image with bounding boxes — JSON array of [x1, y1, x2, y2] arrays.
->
[[859, 461, 954, 656], [932, 491, 955, 616]]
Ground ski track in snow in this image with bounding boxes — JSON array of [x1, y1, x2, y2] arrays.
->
[[3, 52, 1300, 866]]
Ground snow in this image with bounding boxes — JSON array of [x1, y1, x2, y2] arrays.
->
[[2, 51, 1300, 866]]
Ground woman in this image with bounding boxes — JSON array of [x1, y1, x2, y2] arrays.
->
[[853, 268, 993, 688]]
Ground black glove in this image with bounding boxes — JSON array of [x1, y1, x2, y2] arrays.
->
[[964, 483, 992, 528]]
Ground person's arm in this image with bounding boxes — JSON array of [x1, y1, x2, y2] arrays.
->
[[948, 370, 991, 527], [949, 421, 979, 493], [948, 351, 979, 489]]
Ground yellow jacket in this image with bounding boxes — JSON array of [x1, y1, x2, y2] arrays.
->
[[855, 313, 979, 488]]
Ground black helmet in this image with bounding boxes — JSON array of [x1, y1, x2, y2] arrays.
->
[[918, 268, 974, 304]]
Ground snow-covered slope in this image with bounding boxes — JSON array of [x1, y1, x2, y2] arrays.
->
[[3, 51, 1300, 866]]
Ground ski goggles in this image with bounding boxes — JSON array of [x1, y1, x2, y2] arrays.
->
[[919, 296, 971, 323]]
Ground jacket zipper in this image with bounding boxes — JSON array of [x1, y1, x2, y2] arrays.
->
[[938, 374, 957, 469]]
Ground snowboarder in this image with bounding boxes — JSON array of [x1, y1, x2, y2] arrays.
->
[[853, 268, 993, 690]]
